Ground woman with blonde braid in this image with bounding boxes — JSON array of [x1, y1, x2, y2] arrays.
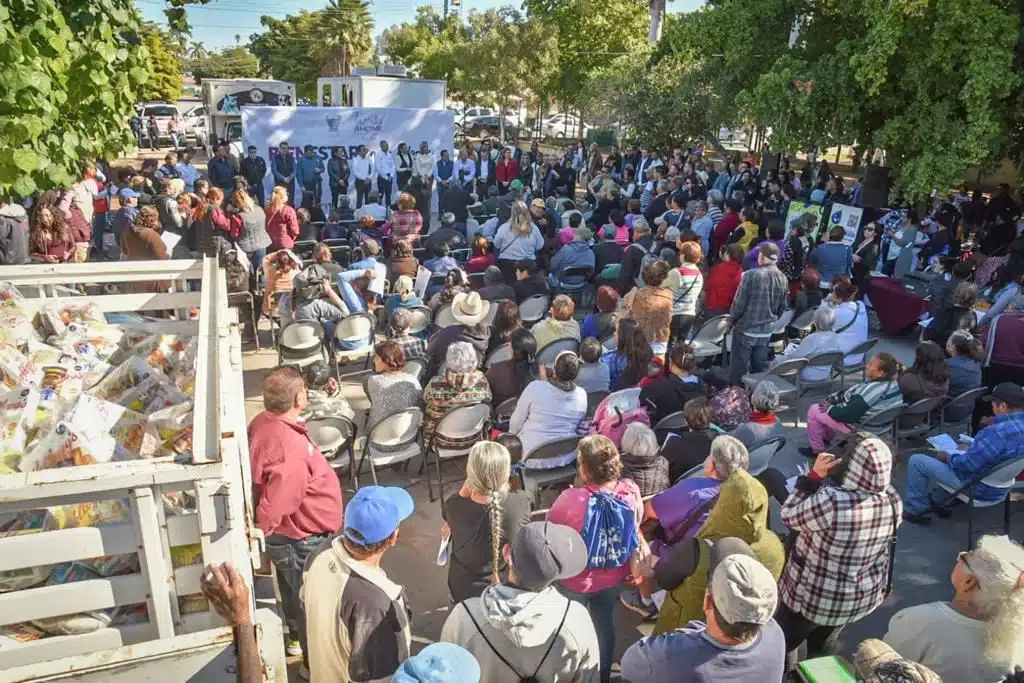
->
[[441, 441, 533, 604]]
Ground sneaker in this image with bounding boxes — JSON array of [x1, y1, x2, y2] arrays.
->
[[620, 589, 657, 620], [902, 511, 932, 526], [286, 638, 302, 657], [298, 664, 310, 681]]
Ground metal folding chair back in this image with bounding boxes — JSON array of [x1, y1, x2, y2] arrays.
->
[[428, 403, 493, 502], [653, 411, 687, 431], [933, 454, 1024, 549], [332, 312, 376, 373], [941, 387, 987, 432], [521, 436, 583, 507], [519, 294, 550, 326], [485, 344, 512, 368], [586, 390, 610, 416], [747, 436, 787, 476], [691, 314, 731, 344], [536, 337, 580, 366], [361, 407, 424, 486]]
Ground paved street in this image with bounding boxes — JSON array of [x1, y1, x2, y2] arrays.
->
[[237, 312, 1024, 681]]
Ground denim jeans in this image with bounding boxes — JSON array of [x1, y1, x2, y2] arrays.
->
[[266, 533, 330, 665], [92, 212, 108, 257], [558, 584, 621, 683], [729, 332, 770, 385], [170, 132, 180, 150], [904, 453, 965, 514], [244, 248, 266, 291]]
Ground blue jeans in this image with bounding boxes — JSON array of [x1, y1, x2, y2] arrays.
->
[[558, 584, 620, 683], [338, 280, 367, 313], [266, 533, 330, 666], [92, 212, 108, 257], [905, 453, 965, 514], [170, 132, 180, 150], [729, 332, 770, 385]]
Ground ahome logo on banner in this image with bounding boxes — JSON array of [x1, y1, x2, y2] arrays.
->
[[354, 113, 385, 136]]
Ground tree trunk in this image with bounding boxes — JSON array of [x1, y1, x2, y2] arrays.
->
[[648, 0, 665, 44]]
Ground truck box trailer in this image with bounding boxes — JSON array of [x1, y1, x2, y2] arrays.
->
[[317, 76, 446, 110], [0, 259, 285, 682], [201, 79, 296, 158]]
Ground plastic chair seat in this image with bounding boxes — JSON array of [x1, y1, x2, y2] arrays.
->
[[690, 340, 723, 358]]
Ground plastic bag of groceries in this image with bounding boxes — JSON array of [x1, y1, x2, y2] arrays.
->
[[0, 343, 40, 390], [0, 282, 40, 346], [120, 334, 194, 377], [0, 387, 41, 473], [49, 321, 124, 363], [0, 510, 57, 592], [89, 357, 159, 403], [26, 341, 110, 393], [18, 421, 118, 472], [36, 301, 105, 338], [69, 394, 154, 458], [119, 376, 189, 416]]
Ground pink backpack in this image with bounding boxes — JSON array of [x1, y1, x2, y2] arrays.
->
[[589, 398, 651, 449]]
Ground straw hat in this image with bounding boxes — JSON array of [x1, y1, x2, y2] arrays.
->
[[450, 291, 490, 326]]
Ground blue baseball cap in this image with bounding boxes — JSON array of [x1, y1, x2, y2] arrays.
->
[[392, 643, 480, 682], [344, 486, 414, 545], [119, 188, 141, 200]]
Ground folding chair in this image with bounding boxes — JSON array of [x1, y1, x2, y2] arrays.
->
[[941, 387, 988, 434], [653, 411, 687, 432], [796, 351, 845, 421], [932, 455, 1024, 549], [484, 344, 512, 369], [535, 337, 580, 366], [598, 387, 643, 415], [689, 315, 731, 364], [468, 272, 487, 290], [747, 436, 787, 476], [434, 304, 458, 329], [278, 320, 326, 367], [403, 358, 427, 383], [293, 240, 317, 261], [842, 337, 879, 380], [407, 306, 432, 336], [306, 416, 358, 490], [554, 265, 594, 309], [493, 397, 518, 429], [227, 291, 260, 351], [426, 403, 492, 503], [672, 462, 706, 485], [849, 405, 902, 439], [586, 390, 610, 417], [332, 312, 376, 375], [769, 309, 795, 356], [358, 408, 424, 486], [519, 294, 550, 327], [742, 358, 808, 427], [521, 436, 582, 507], [894, 396, 947, 455]]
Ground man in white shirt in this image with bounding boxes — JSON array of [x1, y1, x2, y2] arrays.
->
[[350, 145, 373, 208], [636, 148, 663, 185], [175, 147, 201, 194], [375, 141, 396, 208], [455, 150, 476, 192]]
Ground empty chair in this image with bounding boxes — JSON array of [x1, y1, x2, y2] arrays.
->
[[278, 320, 326, 367], [554, 264, 594, 297], [519, 294, 550, 327], [536, 337, 580, 366], [689, 314, 731, 361], [426, 403, 492, 503], [746, 436, 786, 476], [332, 312, 376, 374], [358, 407, 424, 485], [520, 436, 582, 507], [796, 350, 845, 418], [653, 411, 687, 432], [932, 455, 1024, 549], [894, 396, 947, 450], [769, 309, 795, 355], [941, 386, 988, 433]]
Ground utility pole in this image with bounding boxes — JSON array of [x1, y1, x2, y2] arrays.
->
[[443, 0, 447, 18], [648, 0, 665, 44]]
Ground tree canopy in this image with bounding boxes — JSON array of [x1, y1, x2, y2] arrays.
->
[[0, 0, 149, 200], [190, 46, 259, 82], [139, 22, 184, 102]]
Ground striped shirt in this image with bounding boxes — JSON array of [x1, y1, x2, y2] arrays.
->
[[666, 264, 704, 316]]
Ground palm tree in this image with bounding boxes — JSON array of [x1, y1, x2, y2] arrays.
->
[[189, 41, 207, 60], [234, 34, 241, 46], [314, 0, 373, 76]]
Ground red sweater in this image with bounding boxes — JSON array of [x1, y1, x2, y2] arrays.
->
[[248, 411, 343, 539], [496, 159, 520, 184], [266, 205, 300, 249], [465, 252, 496, 273], [713, 212, 740, 253], [704, 261, 743, 310]]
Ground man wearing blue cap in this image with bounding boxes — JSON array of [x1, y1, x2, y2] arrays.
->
[[301, 485, 415, 682], [112, 187, 141, 255]]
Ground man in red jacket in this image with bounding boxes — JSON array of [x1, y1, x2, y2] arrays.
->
[[248, 366, 343, 666]]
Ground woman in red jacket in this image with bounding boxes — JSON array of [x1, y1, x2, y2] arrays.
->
[[704, 243, 745, 316], [495, 148, 520, 194], [464, 235, 496, 274], [264, 185, 299, 250]]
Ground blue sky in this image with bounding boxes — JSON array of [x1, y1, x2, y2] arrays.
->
[[138, 0, 704, 51]]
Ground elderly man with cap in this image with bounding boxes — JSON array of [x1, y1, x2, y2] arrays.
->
[[903, 381, 1024, 524], [529, 196, 561, 236], [440, 521, 600, 683], [301, 485, 414, 682], [620, 538, 785, 682], [478, 265, 516, 302], [248, 366, 343, 670], [727, 241, 789, 385]]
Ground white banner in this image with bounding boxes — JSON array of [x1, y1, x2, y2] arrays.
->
[[826, 202, 864, 246], [242, 106, 454, 209]]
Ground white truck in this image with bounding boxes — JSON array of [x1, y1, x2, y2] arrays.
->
[[0, 259, 286, 682], [200, 79, 297, 158], [317, 75, 447, 110]]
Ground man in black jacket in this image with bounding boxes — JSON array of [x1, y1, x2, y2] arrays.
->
[[327, 147, 350, 211], [240, 145, 267, 206], [644, 179, 671, 224], [512, 259, 550, 302], [618, 220, 654, 294], [440, 183, 473, 226], [594, 222, 625, 275], [478, 266, 516, 302], [639, 341, 706, 425]]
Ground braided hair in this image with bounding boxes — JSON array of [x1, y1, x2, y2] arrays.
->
[[465, 441, 512, 585]]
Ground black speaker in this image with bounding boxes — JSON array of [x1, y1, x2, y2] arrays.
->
[[860, 165, 889, 208], [760, 152, 779, 174]]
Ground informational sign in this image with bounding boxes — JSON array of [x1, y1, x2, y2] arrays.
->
[[784, 201, 825, 240], [827, 203, 864, 246], [242, 106, 455, 207]]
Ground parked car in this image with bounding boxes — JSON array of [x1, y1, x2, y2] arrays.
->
[[139, 103, 182, 144], [542, 113, 591, 139], [465, 116, 518, 142]]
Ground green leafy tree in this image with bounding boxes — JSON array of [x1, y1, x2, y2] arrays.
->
[[0, 0, 149, 199], [191, 47, 260, 82], [249, 13, 322, 99], [378, 7, 464, 82], [139, 22, 184, 102]]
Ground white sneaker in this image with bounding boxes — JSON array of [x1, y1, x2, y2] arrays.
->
[[286, 639, 302, 657]]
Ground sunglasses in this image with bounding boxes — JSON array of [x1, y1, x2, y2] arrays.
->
[[958, 551, 978, 582]]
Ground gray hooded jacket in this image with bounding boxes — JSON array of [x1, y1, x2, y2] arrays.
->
[[441, 583, 600, 683], [0, 204, 30, 265]]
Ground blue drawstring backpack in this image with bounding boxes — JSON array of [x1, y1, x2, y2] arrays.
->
[[580, 489, 639, 569]]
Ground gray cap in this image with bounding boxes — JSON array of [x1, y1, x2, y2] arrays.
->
[[510, 522, 587, 592], [483, 265, 503, 285], [708, 539, 778, 625]]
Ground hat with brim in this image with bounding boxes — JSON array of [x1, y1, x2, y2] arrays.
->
[[510, 521, 588, 592], [450, 291, 489, 326], [344, 486, 415, 546], [983, 382, 1024, 406], [854, 639, 942, 683]]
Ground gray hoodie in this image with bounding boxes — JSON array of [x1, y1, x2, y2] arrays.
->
[[0, 204, 30, 265], [440, 583, 600, 683]]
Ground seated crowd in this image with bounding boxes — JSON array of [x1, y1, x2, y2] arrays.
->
[[230, 145, 1024, 683]]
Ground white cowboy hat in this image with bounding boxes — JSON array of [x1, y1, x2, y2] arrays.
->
[[450, 291, 490, 326]]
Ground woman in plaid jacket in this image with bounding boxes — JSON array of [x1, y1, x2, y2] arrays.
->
[[777, 435, 902, 669]]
